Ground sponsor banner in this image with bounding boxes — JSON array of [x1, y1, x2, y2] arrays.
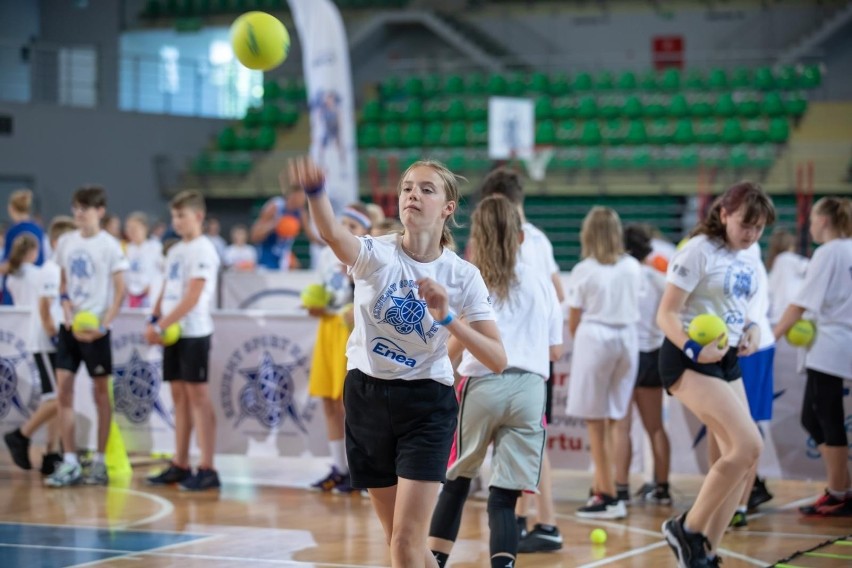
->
[[0, 309, 40, 435], [221, 270, 317, 312]]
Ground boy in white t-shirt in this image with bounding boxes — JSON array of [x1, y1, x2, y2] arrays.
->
[[47, 186, 129, 488], [145, 190, 221, 491], [124, 212, 163, 308], [223, 224, 257, 271], [4, 217, 76, 475]]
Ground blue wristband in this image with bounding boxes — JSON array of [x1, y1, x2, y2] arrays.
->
[[146, 315, 159, 324], [683, 339, 703, 363], [305, 183, 325, 197], [60, 294, 71, 303], [743, 322, 757, 332], [437, 312, 455, 326]]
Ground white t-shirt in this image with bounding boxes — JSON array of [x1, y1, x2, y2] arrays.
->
[[741, 243, 774, 350], [520, 222, 559, 279], [793, 239, 852, 380], [224, 244, 258, 269], [347, 234, 495, 385], [667, 235, 760, 345], [161, 236, 220, 338], [768, 251, 809, 324], [567, 255, 641, 326], [125, 239, 163, 296], [317, 245, 353, 311], [458, 262, 562, 379], [7, 263, 59, 352], [637, 264, 666, 352], [55, 230, 129, 320]]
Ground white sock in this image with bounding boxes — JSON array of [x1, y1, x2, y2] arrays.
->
[[737, 505, 747, 514], [329, 439, 348, 474], [828, 488, 845, 500], [93, 452, 105, 465], [64, 452, 79, 465]]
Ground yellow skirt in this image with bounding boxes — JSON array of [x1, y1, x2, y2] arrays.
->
[[308, 314, 350, 400]]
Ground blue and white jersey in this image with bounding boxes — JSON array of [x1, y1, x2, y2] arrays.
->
[[55, 230, 129, 321], [346, 234, 495, 385], [667, 234, 761, 345]]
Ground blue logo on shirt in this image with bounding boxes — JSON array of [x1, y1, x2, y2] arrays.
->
[[724, 262, 755, 300], [371, 337, 417, 368], [168, 261, 180, 281], [68, 251, 96, 302], [380, 290, 429, 342]]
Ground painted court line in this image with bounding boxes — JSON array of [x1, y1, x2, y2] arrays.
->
[[553, 512, 662, 538], [575, 541, 667, 568], [738, 530, 841, 540], [716, 547, 767, 566], [111, 487, 176, 529], [748, 495, 816, 520]]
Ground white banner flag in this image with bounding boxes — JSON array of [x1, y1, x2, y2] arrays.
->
[[288, 0, 358, 211]]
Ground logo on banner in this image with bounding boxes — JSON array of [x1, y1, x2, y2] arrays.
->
[[221, 335, 310, 430], [0, 330, 39, 420], [111, 333, 172, 426]]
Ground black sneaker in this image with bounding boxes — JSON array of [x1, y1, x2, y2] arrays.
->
[[179, 468, 221, 492], [616, 485, 631, 506], [747, 476, 773, 512], [4, 429, 31, 470], [518, 524, 563, 553], [662, 513, 713, 568], [516, 516, 528, 540], [146, 463, 192, 485], [577, 493, 627, 519], [40, 453, 63, 476], [729, 510, 747, 528], [310, 466, 347, 492]]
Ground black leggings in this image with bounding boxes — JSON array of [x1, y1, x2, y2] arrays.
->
[[801, 368, 848, 447]]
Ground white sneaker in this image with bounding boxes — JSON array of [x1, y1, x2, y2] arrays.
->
[[576, 493, 628, 519], [45, 461, 83, 488]]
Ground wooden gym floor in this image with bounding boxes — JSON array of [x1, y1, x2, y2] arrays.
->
[[0, 456, 849, 568]]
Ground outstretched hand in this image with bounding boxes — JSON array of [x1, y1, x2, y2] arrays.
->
[[287, 156, 325, 193]]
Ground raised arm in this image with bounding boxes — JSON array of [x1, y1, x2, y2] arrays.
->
[[288, 156, 361, 267]]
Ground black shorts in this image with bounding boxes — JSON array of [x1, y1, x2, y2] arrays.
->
[[801, 368, 848, 447], [343, 368, 458, 488], [163, 336, 211, 383], [34, 352, 58, 398], [545, 360, 554, 424], [56, 326, 112, 378], [658, 337, 741, 391], [636, 349, 663, 388]]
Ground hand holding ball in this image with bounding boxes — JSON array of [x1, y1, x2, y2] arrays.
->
[[786, 319, 815, 347], [688, 314, 728, 348], [590, 528, 607, 545], [161, 323, 181, 347], [72, 311, 100, 333], [230, 12, 290, 71]]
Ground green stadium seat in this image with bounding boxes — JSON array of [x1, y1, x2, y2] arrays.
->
[[423, 74, 443, 98], [469, 121, 488, 146], [714, 93, 737, 117], [402, 99, 423, 122], [762, 92, 785, 117], [424, 122, 444, 146], [556, 120, 580, 146], [707, 68, 728, 90], [466, 73, 487, 95], [283, 79, 306, 102], [423, 100, 443, 121], [445, 74, 465, 95], [602, 120, 627, 145], [553, 97, 576, 119], [577, 96, 598, 119], [696, 118, 721, 144], [446, 99, 467, 121], [623, 95, 643, 119], [280, 105, 299, 127], [358, 123, 381, 148], [721, 118, 744, 144], [673, 119, 695, 145], [584, 147, 603, 169], [644, 94, 666, 118], [507, 73, 526, 96], [737, 94, 761, 118], [785, 92, 807, 117], [549, 73, 570, 96], [218, 127, 237, 151], [660, 68, 681, 92], [446, 153, 467, 173], [380, 76, 402, 98], [536, 121, 557, 145], [362, 100, 382, 122], [731, 68, 751, 89], [402, 122, 424, 147], [535, 96, 553, 120], [598, 95, 622, 119], [467, 99, 487, 121], [775, 66, 797, 90], [528, 72, 550, 94], [236, 132, 254, 151], [768, 118, 790, 143], [447, 122, 468, 147], [617, 71, 637, 91], [743, 119, 768, 144], [648, 119, 674, 145], [487, 73, 508, 95], [256, 126, 276, 151], [573, 72, 593, 92], [211, 153, 234, 175], [626, 120, 647, 145], [754, 67, 776, 91], [798, 64, 822, 89], [261, 104, 281, 126], [580, 121, 602, 146], [677, 146, 699, 169], [684, 69, 705, 90], [690, 94, 713, 118], [640, 69, 659, 91], [403, 76, 423, 97], [382, 123, 403, 148], [668, 93, 689, 117], [263, 80, 281, 101], [243, 107, 262, 128], [595, 70, 615, 91]]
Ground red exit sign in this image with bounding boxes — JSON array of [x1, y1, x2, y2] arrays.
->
[[653, 35, 684, 70]]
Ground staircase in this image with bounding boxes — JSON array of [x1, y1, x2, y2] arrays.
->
[[764, 101, 852, 192], [433, 13, 521, 68], [777, 1, 852, 66]]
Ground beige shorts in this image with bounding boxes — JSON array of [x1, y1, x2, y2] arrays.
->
[[447, 371, 547, 492]]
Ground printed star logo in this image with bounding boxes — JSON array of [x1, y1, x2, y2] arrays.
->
[[380, 290, 428, 342], [70, 257, 92, 278], [0, 355, 30, 419], [168, 262, 180, 280], [113, 351, 171, 426], [237, 351, 308, 431]]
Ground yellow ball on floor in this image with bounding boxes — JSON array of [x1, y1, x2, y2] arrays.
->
[[72, 311, 100, 333], [161, 323, 181, 347], [786, 319, 815, 347], [590, 528, 607, 545], [688, 313, 728, 348], [230, 11, 290, 71]]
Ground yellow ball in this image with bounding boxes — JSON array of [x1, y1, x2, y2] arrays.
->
[[301, 283, 331, 309], [590, 528, 607, 545], [72, 311, 100, 333], [676, 237, 690, 251], [688, 313, 728, 348], [161, 323, 181, 347], [230, 12, 290, 71], [786, 319, 815, 347]]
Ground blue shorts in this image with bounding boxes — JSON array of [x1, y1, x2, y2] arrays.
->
[[738, 345, 775, 422]]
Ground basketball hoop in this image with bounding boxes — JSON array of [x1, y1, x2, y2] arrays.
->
[[520, 145, 555, 182]]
